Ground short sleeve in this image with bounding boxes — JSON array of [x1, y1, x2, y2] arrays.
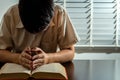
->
[[0, 13, 13, 50], [57, 9, 79, 49]]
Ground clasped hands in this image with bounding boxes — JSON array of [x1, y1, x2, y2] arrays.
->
[[18, 47, 49, 70]]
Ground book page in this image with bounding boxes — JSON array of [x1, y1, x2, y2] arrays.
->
[[32, 63, 67, 79], [0, 63, 30, 75]]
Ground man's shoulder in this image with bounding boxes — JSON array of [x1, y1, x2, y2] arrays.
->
[[4, 4, 18, 17], [54, 4, 65, 13]]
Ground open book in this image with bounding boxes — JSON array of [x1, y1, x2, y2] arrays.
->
[[0, 63, 67, 79]]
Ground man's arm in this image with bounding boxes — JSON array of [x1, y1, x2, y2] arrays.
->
[[0, 49, 32, 69], [47, 45, 75, 63], [0, 50, 20, 64]]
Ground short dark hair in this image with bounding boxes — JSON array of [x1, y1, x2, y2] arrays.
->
[[18, 0, 54, 33]]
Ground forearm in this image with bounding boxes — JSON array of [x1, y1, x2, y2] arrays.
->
[[47, 49, 74, 63], [0, 50, 20, 64]]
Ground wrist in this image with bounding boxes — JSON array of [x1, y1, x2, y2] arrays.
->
[[44, 53, 50, 64], [11, 53, 20, 64], [46, 53, 55, 64]]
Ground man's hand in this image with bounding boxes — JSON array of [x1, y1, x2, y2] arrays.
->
[[18, 47, 32, 69], [31, 47, 49, 69]]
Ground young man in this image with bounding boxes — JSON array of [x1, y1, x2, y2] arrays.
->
[[0, 0, 78, 69]]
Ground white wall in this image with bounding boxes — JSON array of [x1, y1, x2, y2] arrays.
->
[[0, 0, 18, 21]]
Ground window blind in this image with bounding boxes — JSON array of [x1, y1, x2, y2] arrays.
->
[[55, 0, 120, 52]]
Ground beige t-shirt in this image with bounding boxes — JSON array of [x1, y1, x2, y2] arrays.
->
[[0, 4, 78, 53]]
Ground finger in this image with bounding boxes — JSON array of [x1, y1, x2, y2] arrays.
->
[[32, 59, 44, 69], [33, 63, 43, 69], [22, 62, 31, 70], [33, 59, 44, 64], [31, 47, 42, 53], [21, 57, 32, 64], [24, 47, 31, 53], [25, 47, 31, 51], [21, 52, 32, 60], [19, 57, 32, 69], [33, 61, 44, 69], [32, 54, 44, 60], [25, 47, 32, 55]]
